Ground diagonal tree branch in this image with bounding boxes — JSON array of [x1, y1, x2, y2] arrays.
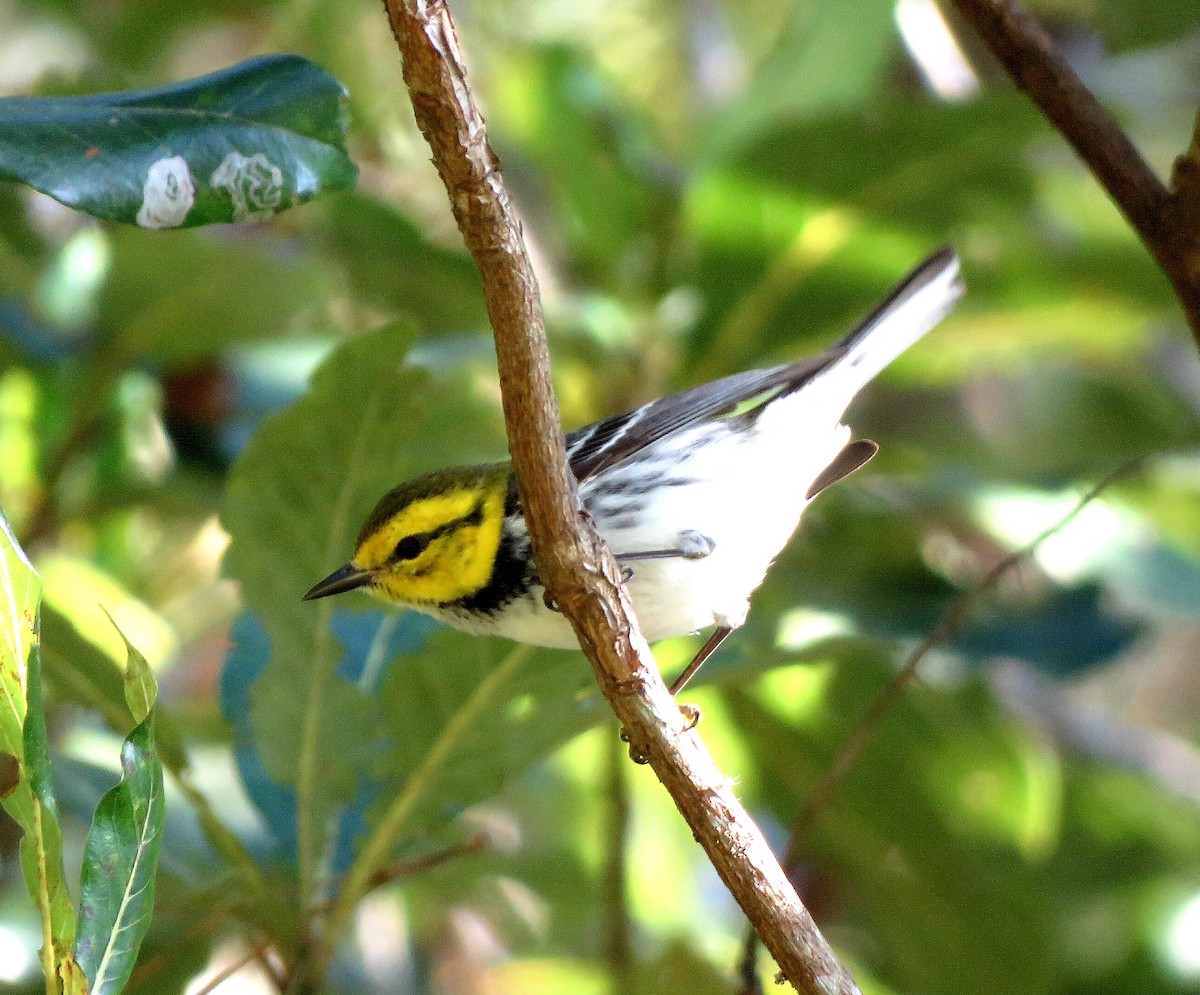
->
[[376, 1, 859, 992], [947, 0, 1200, 341]]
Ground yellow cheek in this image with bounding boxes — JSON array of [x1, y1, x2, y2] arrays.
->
[[370, 489, 506, 606]]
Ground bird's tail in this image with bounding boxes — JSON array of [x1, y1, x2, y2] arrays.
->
[[829, 246, 964, 397]]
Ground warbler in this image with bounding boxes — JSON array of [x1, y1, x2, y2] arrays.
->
[[305, 249, 964, 695]]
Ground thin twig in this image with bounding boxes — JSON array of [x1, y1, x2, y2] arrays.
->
[[364, 833, 488, 891], [372, 2, 860, 993], [947, 0, 1200, 340], [736, 456, 1144, 991], [190, 939, 274, 995]]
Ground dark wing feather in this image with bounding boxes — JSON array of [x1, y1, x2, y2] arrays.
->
[[567, 247, 960, 483], [566, 351, 842, 482]]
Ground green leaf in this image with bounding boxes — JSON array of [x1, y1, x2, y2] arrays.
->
[[0, 510, 77, 978], [18, 806, 76, 959], [221, 321, 503, 891], [222, 323, 420, 801], [100, 606, 157, 723], [39, 605, 189, 774], [59, 956, 88, 995], [98, 227, 335, 363], [371, 632, 599, 841], [490, 45, 672, 288], [19, 637, 78, 974], [0, 54, 356, 228], [75, 714, 165, 995], [701, 0, 900, 158], [684, 96, 1044, 373], [40, 606, 134, 736], [726, 660, 1059, 995], [220, 319, 599, 917], [318, 193, 489, 333], [1089, 0, 1200, 50], [0, 507, 39, 790], [248, 666, 373, 801]]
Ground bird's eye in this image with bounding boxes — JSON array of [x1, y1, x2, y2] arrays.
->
[[392, 534, 430, 561]]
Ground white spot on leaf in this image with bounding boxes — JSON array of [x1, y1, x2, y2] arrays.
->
[[211, 151, 284, 223], [136, 156, 195, 229]]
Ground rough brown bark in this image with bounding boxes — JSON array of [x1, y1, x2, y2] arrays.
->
[[378, 1, 860, 992]]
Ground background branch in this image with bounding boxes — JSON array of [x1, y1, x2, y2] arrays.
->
[[736, 457, 1143, 992], [378, 1, 859, 991], [948, 0, 1200, 340]]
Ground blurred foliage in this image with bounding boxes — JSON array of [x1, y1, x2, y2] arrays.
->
[[1, 0, 1200, 993]]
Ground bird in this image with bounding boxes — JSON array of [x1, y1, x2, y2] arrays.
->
[[304, 248, 964, 699]]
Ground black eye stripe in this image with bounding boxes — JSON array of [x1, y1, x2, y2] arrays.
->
[[389, 501, 487, 563], [391, 534, 429, 562]]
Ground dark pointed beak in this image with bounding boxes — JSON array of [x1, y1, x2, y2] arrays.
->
[[303, 563, 374, 601]]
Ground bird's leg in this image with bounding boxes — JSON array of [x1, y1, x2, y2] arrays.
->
[[612, 529, 722, 762], [667, 626, 733, 736], [620, 624, 734, 763], [615, 529, 715, 563], [669, 625, 733, 697]]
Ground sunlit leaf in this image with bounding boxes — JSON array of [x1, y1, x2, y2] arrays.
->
[[702, 0, 900, 157], [0, 509, 76, 973], [0, 508, 38, 792], [490, 45, 672, 287], [727, 660, 1059, 995], [100, 606, 157, 723]]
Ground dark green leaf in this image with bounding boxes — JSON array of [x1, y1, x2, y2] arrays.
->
[[0, 55, 356, 228], [75, 715, 165, 995]]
